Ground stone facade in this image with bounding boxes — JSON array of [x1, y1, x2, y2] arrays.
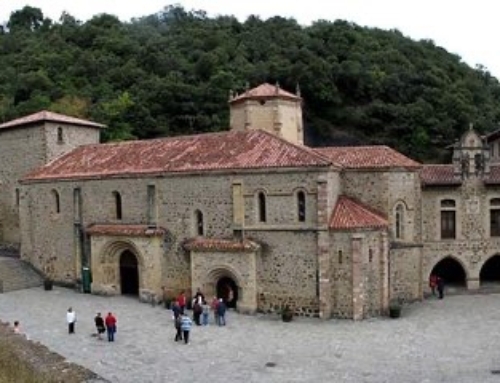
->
[[9, 84, 500, 321]]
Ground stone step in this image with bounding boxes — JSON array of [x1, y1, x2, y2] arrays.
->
[[0, 256, 44, 293]]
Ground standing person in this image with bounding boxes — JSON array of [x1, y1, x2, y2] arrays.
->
[[192, 299, 202, 326], [429, 274, 438, 296], [94, 313, 105, 340], [105, 312, 117, 342], [194, 288, 205, 305], [180, 313, 193, 344], [171, 300, 181, 320], [174, 314, 183, 342], [66, 307, 76, 334], [437, 276, 445, 299], [202, 300, 210, 326], [217, 298, 227, 326], [177, 291, 186, 315], [211, 296, 219, 326]]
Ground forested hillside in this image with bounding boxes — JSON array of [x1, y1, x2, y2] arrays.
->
[[1, 5, 500, 162]]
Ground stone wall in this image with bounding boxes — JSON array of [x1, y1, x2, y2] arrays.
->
[[44, 122, 100, 161], [422, 179, 500, 289], [390, 244, 422, 302]]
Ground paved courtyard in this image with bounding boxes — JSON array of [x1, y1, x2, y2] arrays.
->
[[0, 288, 500, 383]]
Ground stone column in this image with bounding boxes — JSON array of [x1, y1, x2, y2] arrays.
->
[[379, 231, 390, 314], [467, 277, 480, 290], [351, 234, 364, 320], [317, 179, 331, 319]]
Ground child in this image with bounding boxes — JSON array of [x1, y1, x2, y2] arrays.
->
[[180, 313, 193, 344], [174, 314, 183, 342]]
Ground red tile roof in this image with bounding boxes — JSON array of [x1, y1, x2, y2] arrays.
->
[[314, 146, 421, 170], [184, 238, 259, 252], [22, 130, 332, 182], [0, 110, 105, 130], [230, 83, 301, 103], [86, 224, 166, 237], [420, 165, 462, 186], [484, 165, 500, 184], [330, 196, 388, 230]]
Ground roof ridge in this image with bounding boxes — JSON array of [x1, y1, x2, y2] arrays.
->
[[339, 195, 388, 220]]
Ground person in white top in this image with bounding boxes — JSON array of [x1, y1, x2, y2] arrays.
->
[[66, 307, 77, 334]]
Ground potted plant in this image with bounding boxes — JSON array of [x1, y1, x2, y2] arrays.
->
[[281, 305, 294, 322], [44, 278, 53, 291], [389, 301, 401, 318]]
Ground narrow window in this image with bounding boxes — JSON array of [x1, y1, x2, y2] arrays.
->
[[297, 191, 306, 222], [52, 189, 60, 213], [395, 204, 404, 239], [368, 248, 373, 263], [15, 188, 20, 207], [490, 198, 500, 237], [338, 250, 343, 264], [73, 188, 81, 221], [57, 127, 64, 143], [258, 192, 267, 223], [195, 209, 204, 236], [113, 191, 122, 220], [440, 199, 456, 239]]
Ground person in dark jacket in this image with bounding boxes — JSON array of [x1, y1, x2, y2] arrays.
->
[[437, 276, 445, 299], [192, 300, 203, 326], [94, 312, 105, 340], [174, 315, 183, 342], [217, 299, 227, 326]]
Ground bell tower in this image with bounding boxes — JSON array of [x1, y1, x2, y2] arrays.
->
[[229, 82, 304, 145]]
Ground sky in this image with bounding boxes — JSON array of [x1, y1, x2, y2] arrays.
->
[[1, 1, 498, 77]]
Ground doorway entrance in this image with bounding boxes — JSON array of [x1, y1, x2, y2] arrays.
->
[[216, 276, 238, 309], [430, 257, 466, 287], [120, 250, 139, 295], [480, 255, 500, 287]]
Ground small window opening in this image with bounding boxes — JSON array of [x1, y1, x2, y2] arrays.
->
[[195, 210, 204, 236], [113, 191, 122, 220]]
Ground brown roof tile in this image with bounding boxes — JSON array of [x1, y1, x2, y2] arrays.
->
[[420, 165, 462, 186], [230, 83, 301, 103], [484, 165, 500, 184], [86, 224, 166, 237], [314, 146, 421, 170], [183, 238, 259, 252], [0, 110, 105, 130], [23, 130, 332, 181], [330, 196, 388, 230]]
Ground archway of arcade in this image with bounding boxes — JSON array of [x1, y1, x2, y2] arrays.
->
[[480, 255, 500, 289], [430, 257, 467, 288], [120, 249, 139, 296]]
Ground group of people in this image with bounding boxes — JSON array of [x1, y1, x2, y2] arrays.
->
[[169, 288, 229, 345], [65, 307, 118, 342], [429, 274, 445, 299]]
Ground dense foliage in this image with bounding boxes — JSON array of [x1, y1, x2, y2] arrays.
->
[[1, 5, 500, 161]]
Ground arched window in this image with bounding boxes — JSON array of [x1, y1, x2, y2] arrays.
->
[[490, 198, 500, 237], [52, 189, 60, 214], [195, 209, 204, 236], [395, 204, 404, 240], [113, 191, 122, 220], [258, 192, 267, 223], [15, 188, 20, 207], [297, 191, 306, 222], [57, 127, 64, 143], [440, 199, 456, 239]]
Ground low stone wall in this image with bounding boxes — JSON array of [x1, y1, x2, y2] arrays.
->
[[0, 321, 108, 383]]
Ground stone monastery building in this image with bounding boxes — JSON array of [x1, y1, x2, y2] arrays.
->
[[1, 83, 500, 320]]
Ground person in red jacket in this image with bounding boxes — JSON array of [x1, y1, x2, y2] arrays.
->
[[177, 291, 186, 314], [105, 312, 117, 342]]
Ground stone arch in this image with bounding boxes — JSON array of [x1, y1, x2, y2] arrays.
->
[[429, 256, 468, 286], [479, 254, 500, 286], [205, 265, 243, 309], [98, 240, 145, 294]]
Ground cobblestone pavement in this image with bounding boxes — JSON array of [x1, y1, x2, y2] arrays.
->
[[1, 288, 500, 383]]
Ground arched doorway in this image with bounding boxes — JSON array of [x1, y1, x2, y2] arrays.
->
[[216, 276, 239, 309], [430, 257, 466, 287], [120, 250, 139, 295], [480, 255, 500, 286]]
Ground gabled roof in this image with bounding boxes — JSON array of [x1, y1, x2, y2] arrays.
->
[[0, 110, 105, 130], [183, 238, 259, 252], [86, 224, 166, 237], [22, 129, 332, 182], [330, 196, 388, 230], [420, 165, 462, 186], [229, 83, 301, 103], [314, 146, 421, 170]]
